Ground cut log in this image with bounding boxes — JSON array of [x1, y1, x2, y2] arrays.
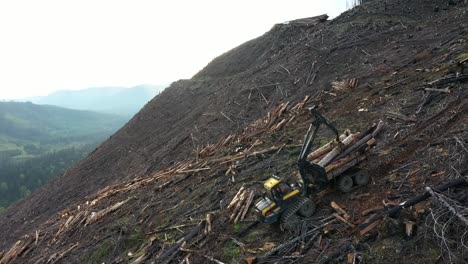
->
[[234, 203, 247, 224], [405, 221, 416, 237], [307, 132, 349, 161], [205, 214, 213, 235], [230, 191, 247, 221], [318, 133, 362, 167], [331, 136, 374, 163], [424, 87, 452, 94], [358, 218, 384, 236], [240, 191, 255, 221], [327, 154, 367, 180], [371, 120, 385, 137], [227, 187, 245, 210], [325, 152, 361, 173], [333, 213, 355, 228], [330, 201, 351, 219], [332, 121, 384, 162]]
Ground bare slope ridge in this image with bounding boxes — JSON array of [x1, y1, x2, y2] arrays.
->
[[0, 0, 467, 263]]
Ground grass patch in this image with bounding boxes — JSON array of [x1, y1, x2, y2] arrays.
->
[[84, 239, 114, 264], [223, 240, 241, 259], [456, 53, 468, 62], [233, 222, 244, 232]]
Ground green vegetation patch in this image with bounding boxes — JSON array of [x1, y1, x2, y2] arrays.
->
[[223, 240, 241, 259], [84, 239, 114, 264], [456, 53, 468, 62]]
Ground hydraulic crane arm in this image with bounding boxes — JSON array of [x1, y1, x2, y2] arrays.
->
[[297, 107, 340, 195]]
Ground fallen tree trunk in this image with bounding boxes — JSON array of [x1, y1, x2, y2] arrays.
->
[[357, 177, 468, 233]]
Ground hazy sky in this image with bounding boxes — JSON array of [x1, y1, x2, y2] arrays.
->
[[0, 0, 349, 99]]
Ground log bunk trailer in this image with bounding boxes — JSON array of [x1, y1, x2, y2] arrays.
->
[[254, 107, 381, 229]]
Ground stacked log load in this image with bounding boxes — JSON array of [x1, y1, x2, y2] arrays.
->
[[307, 121, 385, 180]]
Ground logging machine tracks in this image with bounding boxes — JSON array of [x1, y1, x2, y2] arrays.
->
[[280, 198, 315, 230]]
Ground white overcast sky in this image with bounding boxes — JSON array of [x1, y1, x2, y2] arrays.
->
[[0, 0, 350, 99]]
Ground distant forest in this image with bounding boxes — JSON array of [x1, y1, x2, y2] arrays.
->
[[0, 101, 126, 211], [0, 144, 95, 210]]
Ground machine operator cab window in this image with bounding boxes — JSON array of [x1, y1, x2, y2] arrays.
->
[[271, 182, 293, 200], [264, 176, 293, 201]]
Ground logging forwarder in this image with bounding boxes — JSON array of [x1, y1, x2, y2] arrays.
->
[[254, 107, 370, 229]]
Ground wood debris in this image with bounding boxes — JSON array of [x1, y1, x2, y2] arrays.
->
[[46, 243, 78, 264], [85, 197, 131, 226], [331, 201, 351, 220], [404, 221, 416, 238], [228, 188, 255, 223], [0, 235, 34, 264], [332, 78, 359, 92], [358, 177, 468, 235]]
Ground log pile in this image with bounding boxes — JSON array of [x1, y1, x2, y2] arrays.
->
[[240, 96, 310, 141], [198, 134, 236, 158], [307, 120, 385, 180], [227, 187, 255, 223], [193, 96, 311, 162]]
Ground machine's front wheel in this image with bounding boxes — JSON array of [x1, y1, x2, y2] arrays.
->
[[336, 174, 353, 193], [298, 198, 316, 217]]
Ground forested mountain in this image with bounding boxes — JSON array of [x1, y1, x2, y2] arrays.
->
[[0, 101, 126, 145], [28, 85, 166, 117], [0, 101, 127, 209]]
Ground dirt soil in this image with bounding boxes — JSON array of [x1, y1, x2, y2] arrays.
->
[[0, 0, 467, 263]]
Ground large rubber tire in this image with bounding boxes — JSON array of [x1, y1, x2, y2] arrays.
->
[[353, 170, 370, 186], [280, 212, 300, 230], [298, 198, 316, 217], [336, 174, 353, 193]]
